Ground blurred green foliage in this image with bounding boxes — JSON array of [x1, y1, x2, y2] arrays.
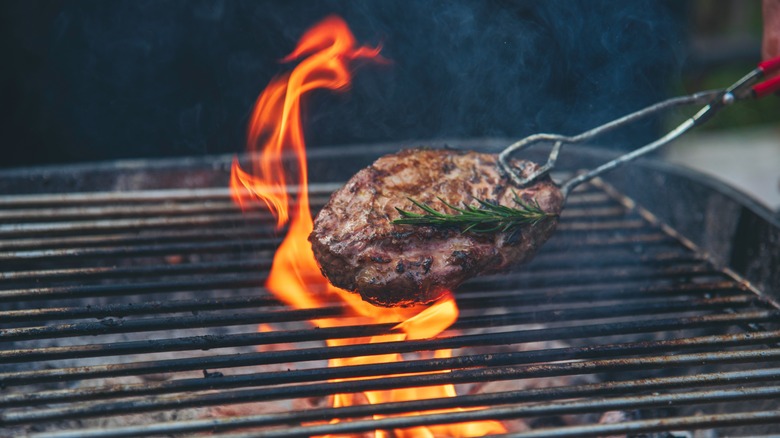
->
[[671, 0, 780, 130], [694, 67, 780, 130]]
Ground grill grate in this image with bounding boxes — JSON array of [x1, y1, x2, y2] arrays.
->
[[1, 175, 779, 437]]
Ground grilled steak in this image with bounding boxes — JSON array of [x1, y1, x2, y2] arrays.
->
[[309, 148, 563, 307]]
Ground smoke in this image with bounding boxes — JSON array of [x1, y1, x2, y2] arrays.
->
[[308, 0, 687, 149], [1, 0, 687, 167]]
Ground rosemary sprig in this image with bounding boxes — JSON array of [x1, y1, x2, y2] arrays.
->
[[393, 190, 555, 233]]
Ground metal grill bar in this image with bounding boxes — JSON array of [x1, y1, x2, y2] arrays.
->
[[0, 249, 701, 291], [0, 262, 724, 304], [501, 411, 780, 438], [0, 228, 268, 253], [4, 349, 780, 426], [0, 277, 748, 324], [0, 204, 625, 228], [0, 259, 267, 284], [0, 294, 279, 323], [2, 327, 777, 388], [0, 223, 660, 261], [0, 240, 276, 263], [0, 213, 271, 238], [4, 308, 777, 364], [5, 335, 780, 410], [0, 277, 743, 323], [23, 367, 780, 438], [0, 212, 638, 248], [0, 195, 616, 222], [0, 184, 604, 207], [0, 186, 337, 206], [1, 295, 759, 343], [2, 278, 738, 324], [212, 406, 780, 438], [0, 275, 266, 303], [0, 235, 678, 268]]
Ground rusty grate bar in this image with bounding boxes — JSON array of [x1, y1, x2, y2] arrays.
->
[[4, 335, 780, 410], [0, 263, 724, 304], [1, 327, 777, 388], [4, 308, 777, 364], [29, 375, 780, 438], [0, 295, 760, 343], [0, 186, 336, 206], [207, 404, 780, 438], [4, 349, 780, 426], [0, 278, 744, 323]]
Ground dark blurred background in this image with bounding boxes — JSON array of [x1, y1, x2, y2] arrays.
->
[[0, 0, 776, 169]]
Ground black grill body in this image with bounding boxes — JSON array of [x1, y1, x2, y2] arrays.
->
[[1, 141, 779, 437]]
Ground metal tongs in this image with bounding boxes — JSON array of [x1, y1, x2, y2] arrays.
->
[[498, 55, 780, 199]]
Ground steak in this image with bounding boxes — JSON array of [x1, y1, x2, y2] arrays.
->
[[309, 148, 564, 307]]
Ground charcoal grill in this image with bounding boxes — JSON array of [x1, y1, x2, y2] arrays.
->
[[1, 140, 779, 437]]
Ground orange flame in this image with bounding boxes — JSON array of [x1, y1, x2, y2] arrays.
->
[[230, 15, 505, 437]]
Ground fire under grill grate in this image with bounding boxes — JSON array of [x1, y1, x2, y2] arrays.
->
[[1, 158, 780, 437]]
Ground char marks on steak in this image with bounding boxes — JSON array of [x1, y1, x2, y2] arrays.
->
[[309, 148, 564, 307]]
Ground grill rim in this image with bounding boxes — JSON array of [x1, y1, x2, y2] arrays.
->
[[0, 140, 776, 223]]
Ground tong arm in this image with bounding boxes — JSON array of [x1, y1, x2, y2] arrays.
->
[[499, 55, 780, 198]]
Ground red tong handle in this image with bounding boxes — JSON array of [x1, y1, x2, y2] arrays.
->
[[758, 56, 780, 75], [754, 55, 780, 98], [754, 75, 780, 98]]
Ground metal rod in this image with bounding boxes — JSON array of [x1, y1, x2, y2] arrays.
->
[[0, 209, 635, 251], [0, 322, 396, 363], [216, 387, 780, 438], [553, 192, 611, 205], [0, 244, 689, 287], [0, 184, 342, 207], [455, 279, 743, 303], [0, 182, 600, 207], [2, 308, 777, 364], [556, 206, 629, 218], [27, 368, 780, 438], [206, 393, 780, 438], [0, 277, 741, 325], [0, 305, 354, 342], [4, 348, 780, 425], [0, 202, 623, 246], [460, 264, 721, 293], [2, 294, 755, 343], [0, 258, 268, 283], [502, 410, 780, 438], [0, 239, 277, 263], [0, 294, 279, 324], [0, 213, 268, 238], [2, 324, 776, 388], [555, 218, 645, 230], [4, 327, 780, 408], [497, 91, 720, 187], [0, 216, 650, 253], [0, 196, 327, 225], [522, 250, 701, 270], [0, 274, 267, 303], [0, 227, 267, 252], [0, 261, 721, 303], [0, 217, 650, 260], [0, 231, 670, 263], [0, 201, 245, 221]]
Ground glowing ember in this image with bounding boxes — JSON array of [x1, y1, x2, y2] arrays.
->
[[230, 15, 505, 436]]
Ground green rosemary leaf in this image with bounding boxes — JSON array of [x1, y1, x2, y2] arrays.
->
[[392, 192, 556, 233]]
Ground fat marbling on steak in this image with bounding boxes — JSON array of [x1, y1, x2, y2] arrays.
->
[[309, 148, 564, 307]]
